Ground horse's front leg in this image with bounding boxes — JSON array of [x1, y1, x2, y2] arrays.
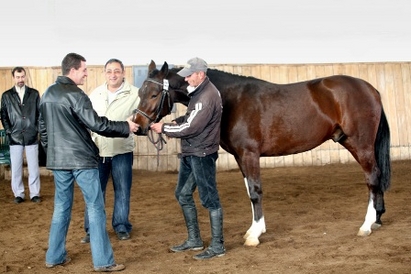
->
[[243, 176, 266, 246]]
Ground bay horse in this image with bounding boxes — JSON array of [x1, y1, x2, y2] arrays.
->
[[133, 60, 391, 247]]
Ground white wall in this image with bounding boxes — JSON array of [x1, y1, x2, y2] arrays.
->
[[0, 0, 410, 67]]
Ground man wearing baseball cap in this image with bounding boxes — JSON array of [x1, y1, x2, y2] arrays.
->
[[176, 57, 208, 77], [151, 57, 225, 260]]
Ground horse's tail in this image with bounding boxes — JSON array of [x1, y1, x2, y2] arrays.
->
[[375, 108, 391, 192]]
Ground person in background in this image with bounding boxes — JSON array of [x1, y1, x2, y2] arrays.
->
[[150, 57, 225, 260], [39, 52, 139, 272], [81, 58, 140, 244], [0, 67, 41, 204]]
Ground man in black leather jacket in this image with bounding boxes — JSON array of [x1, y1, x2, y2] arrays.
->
[[0, 67, 41, 204], [39, 53, 138, 272]]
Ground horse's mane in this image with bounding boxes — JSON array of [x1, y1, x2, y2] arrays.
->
[[208, 69, 260, 81], [169, 67, 264, 85]]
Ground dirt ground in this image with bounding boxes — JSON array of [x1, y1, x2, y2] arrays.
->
[[0, 160, 410, 274]]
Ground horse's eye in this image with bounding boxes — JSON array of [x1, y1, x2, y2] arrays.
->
[[151, 94, 158, 99]]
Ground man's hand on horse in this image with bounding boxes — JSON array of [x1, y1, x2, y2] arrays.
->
[[126, 116, 140, 133], [150, 122, 163, 134]]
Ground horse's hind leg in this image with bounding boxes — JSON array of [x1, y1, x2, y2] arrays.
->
[[357, 165, 385, 236], [356, 161, 386, 236], [373, 191, 385, 226], [341, 142, 385, 236]]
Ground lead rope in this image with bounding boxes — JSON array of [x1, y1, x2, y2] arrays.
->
[[147, 129, 167, 166]]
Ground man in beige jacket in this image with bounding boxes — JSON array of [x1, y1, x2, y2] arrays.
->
[[82, 58, 140, 243]]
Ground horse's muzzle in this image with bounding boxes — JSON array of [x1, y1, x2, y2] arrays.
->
[[133, 127, 148, 136]]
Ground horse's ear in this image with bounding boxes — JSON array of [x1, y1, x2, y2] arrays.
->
[[160, 61, 169, 77], [148, 60, 156, 75]]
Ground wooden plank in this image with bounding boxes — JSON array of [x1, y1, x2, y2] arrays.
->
[[358, 63, 370, 83], [383, 63, 399, 149], [232, 65, 243, 76], [391, 63, 407, 159], [250, 65, 261, 79], [401, 63, 411, 159], [241, 66, 252, 77], [344, 63, 359, 78], [260, 65, 271, 82]]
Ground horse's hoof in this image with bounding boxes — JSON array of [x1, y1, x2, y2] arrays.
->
[[357, 229, 372, 236], [371, 222, 382, 230], [243, 232, 250, 240], [244, 237, 259, 247]]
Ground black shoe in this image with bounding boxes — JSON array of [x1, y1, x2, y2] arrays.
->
[[193, 247, 225, 260], [31, 196, 41, 203], [116, 231, 130, 240], [170, 240, 204, 253], [80, 234, 90, 243], [14, 197, 24, 204]]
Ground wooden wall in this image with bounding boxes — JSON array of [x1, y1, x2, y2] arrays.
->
[[1, 62, 410, 172]]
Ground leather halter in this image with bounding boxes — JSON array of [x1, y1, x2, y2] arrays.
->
[[133, 78, 171, 166], [133, 78, 172, 124]]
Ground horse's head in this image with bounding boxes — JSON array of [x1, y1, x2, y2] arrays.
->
[[133, 60, 189, 135]]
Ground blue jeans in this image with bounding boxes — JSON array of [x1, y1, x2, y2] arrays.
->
[[84, 152, 133, 234], [46, 169, 116, 268], [175, 152, 221, 210]]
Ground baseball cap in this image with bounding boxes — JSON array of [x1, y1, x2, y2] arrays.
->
[[177, 57, 208, 77]]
